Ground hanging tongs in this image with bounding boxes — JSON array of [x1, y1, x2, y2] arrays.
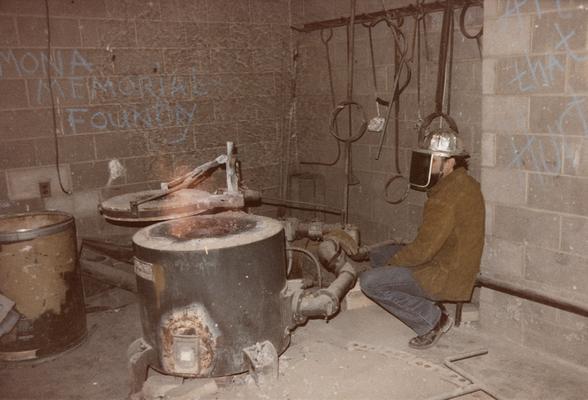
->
[[419, 0, 459, 144]]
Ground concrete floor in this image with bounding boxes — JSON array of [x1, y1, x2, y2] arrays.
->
[[1, 287, 587, 400]]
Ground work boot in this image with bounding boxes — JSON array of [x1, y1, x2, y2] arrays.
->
[[408, 306, 454, 350]]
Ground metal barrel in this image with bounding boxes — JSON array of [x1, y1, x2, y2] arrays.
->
[[132, 211, 289, 377], [0, 211, 87, 361]]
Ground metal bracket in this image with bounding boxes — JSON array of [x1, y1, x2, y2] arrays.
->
[[243, 340, 279, 386], [127, 337, 157, 398]]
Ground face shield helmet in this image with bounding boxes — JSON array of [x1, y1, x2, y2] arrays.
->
[[409, 128, 468, 191]]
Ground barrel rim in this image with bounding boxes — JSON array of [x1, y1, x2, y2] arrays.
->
[[0, 211, 75, 243]]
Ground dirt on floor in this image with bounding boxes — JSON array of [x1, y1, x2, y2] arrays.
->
[[1, 286, 587, 400]]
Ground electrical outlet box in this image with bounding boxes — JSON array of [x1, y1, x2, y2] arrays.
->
[[39, 181, 51, 198]]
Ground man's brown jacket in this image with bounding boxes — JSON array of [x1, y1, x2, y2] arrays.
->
[[389, 167, 485, 301]]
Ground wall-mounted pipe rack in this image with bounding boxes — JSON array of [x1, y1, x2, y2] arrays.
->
[[291, 0, 483, 33]]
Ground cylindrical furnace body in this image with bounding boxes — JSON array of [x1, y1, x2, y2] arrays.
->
[[132, 211, 290, 377]]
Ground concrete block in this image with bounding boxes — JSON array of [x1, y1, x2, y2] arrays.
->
[[495, 134, 563, 174], [59, 105, 119, 135], [0, 16, 18, 47], [0, 197, 45, 214], [105, 0, 160, 20], [482, 96, 529, 133], [210, 49, 252, 73], [49, 0, 107, 17], [525, 245, 588, 296], [496, 0, 582, 16], [240, 164, 280, 190], [563, 137, 588, 177], [0, 140, 37, 169], [0, 171, 7, 200], [481, 132, 496, 167], [484, 0, 500, 19], [561, 216, 588, 258], [124, 155, 174, 184], [479, 292, 524, 344], [568, 58, 588, 92], [43, 192, 75, 214], [523, 319, 588, 368], [557, 308, 588, 332], [303, 0, 337, 21], [35, 134, 96, 165], [484, 16, 531, 56], [480, 236, 525, 277], [450, 92, 482, 126], [71, 160, 122, 190], [531, 9, 587, 54], [494, 204, 560, 248], [480, 167, 526, 205], [529, 95, 588, 136], [239, 141, 280, 169], [159, 0, 207, 23], [207, 0, 249, 22], [528, 173, 588, 216], [148, 127, 195, 155], [0, 0, 45, 14], [520, 297, 558, 326], [194, 122, 238, 150], [482, 58, 496, 94], [187, 101, 214, 125], [495, 54, 566, 94], [252, 48, 285, 73], [112, 49, 163, 76], [80, 19, 137, 48], [17, 17, 81, 47], [6, 165, 71, 201], [0, 80, 28, 109], [251, 0, 289, 24], [214, 97, 258, 122], [28, 77, 90, 107], [164, 49, 210, 75], [136, 21, 186, 48], [238, 119, 278, 144], [184, 23, 213, 50], [95, 131, 148, 160], [163, 378, 218, 400], [73, 189, 101, 216], [485, 203, 494, 236]]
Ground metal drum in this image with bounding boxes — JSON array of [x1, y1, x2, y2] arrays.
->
[[0, 211, 87, 361], [132, 211, 289, 377]]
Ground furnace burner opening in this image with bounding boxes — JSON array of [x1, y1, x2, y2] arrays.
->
[[151, 216, 257, 241]]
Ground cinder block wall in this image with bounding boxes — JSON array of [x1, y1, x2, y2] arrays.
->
[[480, 0, 588, 366], [0, 0, 291, 237], [290, 0, 482, 244]]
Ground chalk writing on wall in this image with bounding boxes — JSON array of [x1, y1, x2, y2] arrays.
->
[[0, 49, 207, 145], [500, 2, 587, 179]]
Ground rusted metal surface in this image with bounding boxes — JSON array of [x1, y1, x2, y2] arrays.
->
[[99, 189, 245, 223], [0, 211, 87, 361], [159, 304, 219, 376], [133, 212, 290, 377]]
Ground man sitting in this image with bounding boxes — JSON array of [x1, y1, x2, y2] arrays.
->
[[360, 129, 485, 349]]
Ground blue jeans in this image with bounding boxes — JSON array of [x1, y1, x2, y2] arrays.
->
[[359, 243, 441, 336]]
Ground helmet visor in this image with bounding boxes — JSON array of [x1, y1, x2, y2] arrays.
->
[[409, 151, 434, 190]]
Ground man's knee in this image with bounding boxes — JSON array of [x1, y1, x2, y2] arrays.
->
[[359, 269, 378, 295]]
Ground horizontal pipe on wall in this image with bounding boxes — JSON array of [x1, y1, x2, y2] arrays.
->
[[476, 274, 588, 318]]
